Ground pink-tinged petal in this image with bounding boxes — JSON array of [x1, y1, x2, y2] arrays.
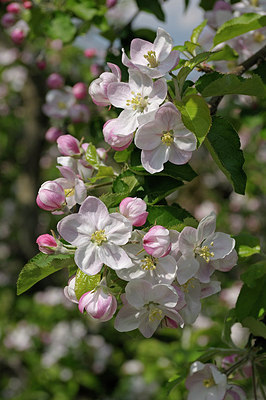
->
[[78, 291, 93, 313], [158, 50, 179, 71], [155, 102, 179, 130], [79, 196, 110, 230], [133, 212, 148, 227], [129, 38, 153, 64], [211, 249, 238, 272], [225, 385, 247, 400], [169, 230, 180, 260], [74, 179, 87, 205], [128, 70, 153, 95], [153, 27, 173, 61], [196, 212, 217, 243], [75, 243, 103, 275], [57, 214, 93, 246], [107, 62, 121, 80], [125, 279, 153, 308], [97, 242, 133, 270], [138, 313, 161, 338], [116, 109, 139, 135], [121, 49, 136, 69], [105, 212, 132, 245], [195, 260, 215, 283], [137, 109, 157, 126], [135, 121, 164, 150], [178, 227, 197, 255], [173, 131, 197, 151], [149, 78, 167, 105], [163, 308, 184, 328], [176, 255, 200, 285], [141, 145, 169, 174], [205, 233, 235, 260], [150, 284, 178, 307], [107, 82, 131, 108], [168, 146, 192, 165], [57, 166, 76, 184], [180, 282, 201, 324], [114, 304, 140, 332], [200, 280, 221, 299]]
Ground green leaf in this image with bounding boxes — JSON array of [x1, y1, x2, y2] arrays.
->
[[147, 204, 193, 228], [144, 176, 183, 205], [136, 0, 165, 21], [184, 41, 200, 55], [241, 261, 266, 288], [208, 45, 238, 61], [234, 232, 261, 258], [74, 269, 101, 301], [201, 74, 266, 98], [133, 29, 157, 43], [253, 61, 266, 84], [85, 143, 99, 168], [113, 171, 140, 194], [235, 276, 266, 321], [222, 309, 237, 347], [47, 13, 77, 43], [66, 0, 99, 21], [178, 94, 211, 146], [199, 0, 216, 11], [100, 192, 129, 208], [195, 71, 222, 94], [213, 13, 266, 46], [114, 147, 133, 163], [239, 245, 261, 258], [242, 317, 266, 339], [185, 52, 213, 69], [17, 253, 75, 295], [130, 162, 197, 182], [205, 116, 246, 194], [95, 166, 114, 179], [191, 20, 207, 44]]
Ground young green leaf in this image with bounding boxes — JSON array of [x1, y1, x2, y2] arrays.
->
[[74, 269, 101, 300], [205, 116, 246, 194], [47, 13, 77, 43], [190, 19, 207, 44], [85, 143, 99, 168], [235, 276, 266, 321], [242, 316, 266, 339], [241, 261, 266, 288], [17, 253, 75, 295]]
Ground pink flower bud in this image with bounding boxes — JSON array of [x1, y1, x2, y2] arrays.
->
[[89, 62, 121, 106], [106, 0, 117, 8], [1, 13, 16, 28], [7, 2, 20, 13], [78, 287, 117, 322], [119, 197, 148, 227], [96, 147, 108, 161], [36, 59, 46, 70], [11, 28, 25, 44], [23, 1, 32, 9], [143, 226, 171, 258], [90, 63, 101, 77], [64, 276, 78, 303], [103, 119, 133, 151], [46, 73, 64, 89], [57, 134, 80, 156], [36, 181, 65, 211], [45, 127, 63, 142], [36, 234, 57, 254], [69, 104, 90, 123], [72, 82, 87, 100], [84, 48, 97, 58]]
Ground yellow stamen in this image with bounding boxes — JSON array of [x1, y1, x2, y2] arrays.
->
[[126, 91, 149, 112], [64, 188, 75, 197], [143, 50, 159, 68], [253, 31, 265, 43], [57, 101, 67, 109], [141, 256, 157, 271], [181, 278, 196, 293], [195, 241, 214, 262], [149, 307, 163, 322], [203, 378, 215, 388], [251, 0, 259, 6], [91, 230, 107, 246], [161, 131, 174, 146]]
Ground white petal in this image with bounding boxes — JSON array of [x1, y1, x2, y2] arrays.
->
[[114, 305, 140, 332], [107, 82, 131, 108], [57, 214, 93, 246], [150, 284, 178, 307], [200, 280, 221, 299], [128, 70, 153, 95], [176, 255, 200, 285], [75, 243, 103, 275], [168, 146, 192, 165], [105, 212, 132, 245], [138, 313, 161, 338], [116, 109, 139, 135], [74, 179, 87, 205], [156, 255, 177, 284], [173, 131, 197, 151], [196, 211, 217, 243], [141, 145, 169, 174], [210, 249, 237, 272], [135, 121, 163, 150], [129, 38, 153, 65], [125, 279, 153, 308], [205, 232, 235, 260], [154, 27, 173, 61], [178, 227, 197, 255], [97, 243, 133, 270], [149, 78, 167, 105], [79, 196, 110, 230]]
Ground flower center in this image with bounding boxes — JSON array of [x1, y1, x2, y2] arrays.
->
[[148, 306, 163, 322], [57, 101, 67, 109], [251, 0, 259, 6], [181, 278, 196, 293], [194, 242, 214, 262], [253, 31, 265, 43], [161, 131, 174, 146], [143, 50, 159, 68], [64, 188, 75, 197], [203, 378, 215, 388], [141, 256, 157, 271], [91, 230, 107, 246], [126, 91, 149, 112]]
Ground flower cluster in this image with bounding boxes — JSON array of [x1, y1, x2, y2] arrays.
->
[[1, 2, 31, 45], [89, 27, 197, 173]]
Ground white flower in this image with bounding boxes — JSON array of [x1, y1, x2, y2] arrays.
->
[[114, 279, 184, 338], [42, 89, 76, 119], [57, 196, 133, 275], [55, 166, 87, 209]]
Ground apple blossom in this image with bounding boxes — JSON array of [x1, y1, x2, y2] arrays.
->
[[1, 13, 16, 28], [46, 73, 64, 89], [224, 386, 246, 400], [23, 1, 32, 9], [57, 196, 133, 275], [143, 225, 171, 258], [36, 234, 58, 254], [69, 104, 90, 123], [57, 134, 81, 156], [57, 155, 94, 181], [42, 89, 76, 119], [45, 127, 63, 142], [78, 285, 117, 321], [55, 166, 87, 209], [11, 28, 25, 44], [122, 27, 179, 78], [107, 70, 167, 135], [176, 212, 235, 284], [185, 362, 228, 400], [103, 119, 134, 150], [84, 48, 97, 58], [89, 62, 121, 106], [115, 279, 184, 338], [205, 1, 233, 30], [72, 82, 87, 100], [7, 2, 21, 14], [135, 102, 197, 174], [36, 181, 65, 212], [64, 276, 78, 304], [119, 197, 148, 227]]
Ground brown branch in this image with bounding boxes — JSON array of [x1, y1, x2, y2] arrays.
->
[[209, 44, 266, 116]]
